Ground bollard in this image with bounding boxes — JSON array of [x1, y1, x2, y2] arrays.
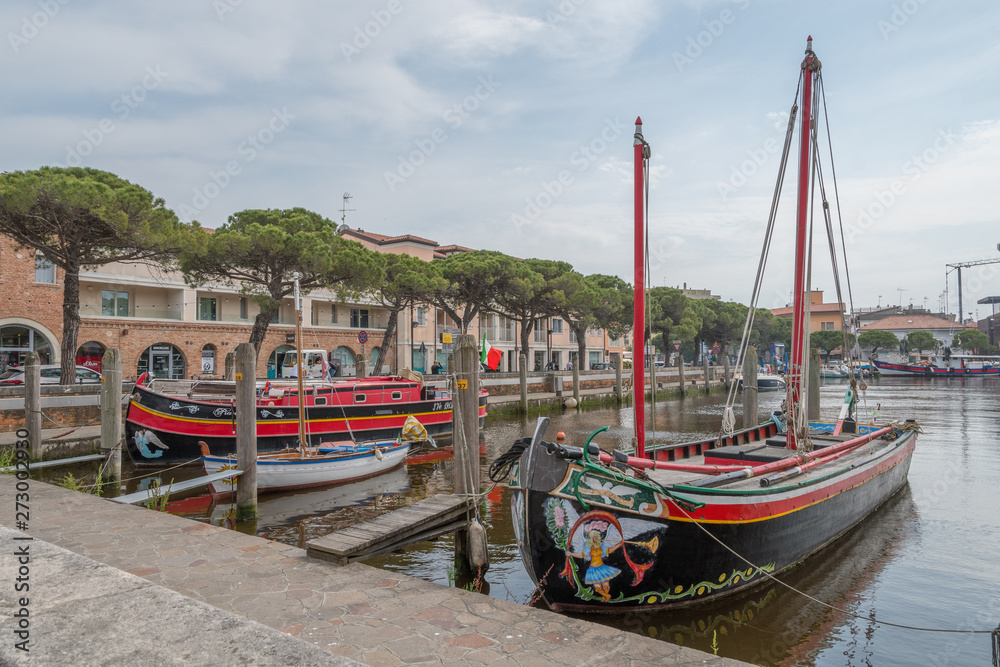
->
[[224, 352, 235, 381], [453, 335, 486, 574], [518, 354, 527, 414], [743, 346, 759, 429], [100, 349, 123, 489], [355, 358, 367, 379], [808, 348, 820, 421], [24, 353, 41, 460], [234, 343, 258, 520]]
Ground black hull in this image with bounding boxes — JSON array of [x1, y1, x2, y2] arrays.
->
[[510, 425, 916, 612]]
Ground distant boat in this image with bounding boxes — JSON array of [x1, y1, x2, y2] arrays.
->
[[735, 373, 786, 392], [871, 353, 1000, 377], [819, 363, 849, 379], [497, 39, 917, 612]]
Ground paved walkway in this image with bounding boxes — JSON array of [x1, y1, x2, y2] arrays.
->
[[0, 476, 749, 666]]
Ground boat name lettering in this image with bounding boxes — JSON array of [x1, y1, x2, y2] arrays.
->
[[433, 401, 453, 412], [213, 407, 232, 417], [168, 401, 199, 414]]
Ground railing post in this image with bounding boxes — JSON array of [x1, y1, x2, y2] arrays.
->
[[24, 353, 42, 460], [100, 349, 123, 489], [235, 343, 258, 520]]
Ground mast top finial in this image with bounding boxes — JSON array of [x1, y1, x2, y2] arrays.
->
[[635, 116, 642, 125]]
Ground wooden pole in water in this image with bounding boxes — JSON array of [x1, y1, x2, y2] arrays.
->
[[100, 348, 122, 488], [614, 353, 623, 403], [808, 347, 821, 420], [572, 362, 580, 402], [518, 354, 527, 413], [723, 350, 731, 386], [234, 342, 258, 520], [678, 353, 686, 397], [224, 353, 235, 381], [24, 352, 41, 460], [703, 351, 710, 394], [743, 346, 759, 429], [453, 334, 483, 573]]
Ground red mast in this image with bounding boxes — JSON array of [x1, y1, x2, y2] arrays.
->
[[787, 37, 820, 450], [634, 117, 646, 458]]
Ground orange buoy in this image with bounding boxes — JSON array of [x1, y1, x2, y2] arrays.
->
[[556, 431, 566, 443]]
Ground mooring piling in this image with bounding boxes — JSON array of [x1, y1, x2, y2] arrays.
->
[[518, 353, 528, 413], [678, 353, 686, 397], [453, 334, 486, 574], [743, 346, 759, 429], [234, 342, 257, 520], [703, 353, 710, 394], [24, 352, 41, 460], [99, 348, 122, 487], [808, 347, 821, 421]]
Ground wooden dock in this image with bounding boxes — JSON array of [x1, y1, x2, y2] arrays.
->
[[307, 493, 472, 565]]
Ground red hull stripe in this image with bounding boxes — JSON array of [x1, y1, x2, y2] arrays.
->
[[663, 436, 916, 524]]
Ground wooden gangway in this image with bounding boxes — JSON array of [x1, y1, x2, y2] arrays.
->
[[307, 494, 472, 565], [109, 470, 244, 505], [0, 453, 105, 473]]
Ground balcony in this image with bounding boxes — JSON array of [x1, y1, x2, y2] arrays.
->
[[80, 304, 183, 321]]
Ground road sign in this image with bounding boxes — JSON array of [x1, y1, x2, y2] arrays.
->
[[672, 340, 682, 352], [711, 341, 720, 354], [358, 331, 368, 344]]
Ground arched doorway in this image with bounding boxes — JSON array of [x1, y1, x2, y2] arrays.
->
[[332, 346, 355, 375], [0, 323, 56, 369], [267, 344, 293, 379], [201, 344, 217, 376], [137, 343, 186, 379], [76, 341, 106, 372]]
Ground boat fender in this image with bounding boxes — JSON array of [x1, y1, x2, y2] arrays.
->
[[467, 518, 490, 572], [613, 449, 629, 463]]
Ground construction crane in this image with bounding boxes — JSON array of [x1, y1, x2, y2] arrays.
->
[[945, 247, 1000, 323]]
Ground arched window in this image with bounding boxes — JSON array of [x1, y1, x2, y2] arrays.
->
[[76, 341, 106, 372], [201, 344, 217, 375], [369, 347, 381, 374], [0, 324, 54, 368], [332, 346, 355, 370], [267, 344, 293, 379], [137, 343, 186, 379]]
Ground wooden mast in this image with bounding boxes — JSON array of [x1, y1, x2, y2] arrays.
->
[[787, 37, 820, 450], [633, 117, 646, 458], [293, 272, 307, 457]]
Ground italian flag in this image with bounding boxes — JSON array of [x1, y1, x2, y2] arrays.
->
[[481, 335, 502, 371]]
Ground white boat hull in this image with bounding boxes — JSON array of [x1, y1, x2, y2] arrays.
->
[[202, 441, 409, 495]]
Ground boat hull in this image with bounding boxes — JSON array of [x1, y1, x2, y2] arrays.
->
[[202, 440, 410, 495], [871, 359, 1000, 377], [125, 382, 488, 466], [509, 426, 916, 612]]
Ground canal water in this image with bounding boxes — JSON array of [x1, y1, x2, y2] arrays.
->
[[111, 378, 998, 666]]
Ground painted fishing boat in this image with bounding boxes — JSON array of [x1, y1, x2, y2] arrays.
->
[[125, 372, 487, 466], [496, 38, 918, 612], [870, 353, 999, 377]]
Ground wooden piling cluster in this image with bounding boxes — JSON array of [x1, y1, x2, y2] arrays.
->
[[234, 343, 258, 520], [100, 349, 123, 485]]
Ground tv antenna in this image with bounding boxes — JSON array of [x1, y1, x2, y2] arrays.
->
[[340, 193, 356, 227]]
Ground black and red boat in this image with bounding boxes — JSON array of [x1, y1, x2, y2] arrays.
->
[[499, 39, 918, 612], [125, 375, 487, 466]]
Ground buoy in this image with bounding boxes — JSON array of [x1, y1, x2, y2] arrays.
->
[[374, 447, 383, 461], [467, 518, 490, 571], [564, 397, 578, 409], [556, 431, 566, 443]]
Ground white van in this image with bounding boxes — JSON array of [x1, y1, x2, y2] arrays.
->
[[281, 349, 328, 379]]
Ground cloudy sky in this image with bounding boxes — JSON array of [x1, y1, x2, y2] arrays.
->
[[4, 0, 1000, 319]]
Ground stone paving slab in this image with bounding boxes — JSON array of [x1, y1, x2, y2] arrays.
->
[[0, 526, 360, 666], [0, 476, 750, 666]]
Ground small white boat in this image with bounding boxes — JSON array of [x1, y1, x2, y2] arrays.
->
[[200, 439, 409, 496]]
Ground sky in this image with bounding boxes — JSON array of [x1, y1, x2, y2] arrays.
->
[[4, 0, 1000, 320]]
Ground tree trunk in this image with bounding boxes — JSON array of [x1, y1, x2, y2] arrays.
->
[[520, 318, 533, 371], [573, 323, 587, 370], [60, 263, 81, 385], [249, 309, 275, 356], [376, 306, 400, 372]]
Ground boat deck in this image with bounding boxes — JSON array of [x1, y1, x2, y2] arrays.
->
[[645, 429, 887, 491]]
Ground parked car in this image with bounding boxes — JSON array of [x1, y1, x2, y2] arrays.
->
[[591, 362, 616, 370], [0, 365, 103, 385]]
